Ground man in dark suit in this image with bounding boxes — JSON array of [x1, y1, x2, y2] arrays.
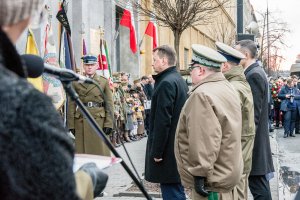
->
[[235, 40, 275, 200], [140, 76, 153, 135], [145, 45, 188, 199]]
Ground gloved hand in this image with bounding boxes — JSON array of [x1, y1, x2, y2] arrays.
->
[[103, 127, 113, 136], [79, 162, 109, 197], [194, 176, 209, 197], [67, 129, 75, 140]]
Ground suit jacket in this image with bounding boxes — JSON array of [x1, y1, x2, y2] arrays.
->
[[244, 62, 274, 175]]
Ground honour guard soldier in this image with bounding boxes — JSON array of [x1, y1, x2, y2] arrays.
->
[[67, 55, 114, 156]]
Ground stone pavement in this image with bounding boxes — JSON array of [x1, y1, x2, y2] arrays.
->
[[276, 127, 300, 200], [96, 132, 281, 200]]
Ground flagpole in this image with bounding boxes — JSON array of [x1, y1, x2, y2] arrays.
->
[[138, 32, 146, 48], [79, 23, 85, 75]]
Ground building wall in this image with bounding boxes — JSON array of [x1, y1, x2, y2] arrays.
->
[[15, 0, 239, 81], [139, 0, 237, 74]]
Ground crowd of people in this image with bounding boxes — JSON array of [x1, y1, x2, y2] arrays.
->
[[269, 75, 300, 138]]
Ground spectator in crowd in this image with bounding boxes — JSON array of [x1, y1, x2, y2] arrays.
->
[[271, 78, 284, 128], [140, 75, 153, 136], [175, 44, 243, 200], [217, 41, 255, 200], [278, 78, 300, 138], [235, 40, 274, 200], [145, 45, 188, 199]]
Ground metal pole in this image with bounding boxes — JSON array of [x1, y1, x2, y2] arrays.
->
[[237, 0, 244, 34], [267, 0, 270, 76]]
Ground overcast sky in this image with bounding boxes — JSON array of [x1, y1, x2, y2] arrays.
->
[[250, 0, 300, 70]]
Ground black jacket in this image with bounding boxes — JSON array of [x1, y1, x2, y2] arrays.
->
[[142, 83, 153, 100], [245, 62, 275, 176], [0, 56, 79, 199], [145, 66, 188, 183]]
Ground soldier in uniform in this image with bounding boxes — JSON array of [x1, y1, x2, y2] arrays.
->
[[112, 77, 122, 147], [175, 44, 243, 200], [67, 55, 114, 156]]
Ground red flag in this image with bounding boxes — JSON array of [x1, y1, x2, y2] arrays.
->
[[120, 8, 137, 53], [145, 21, 158, 49]]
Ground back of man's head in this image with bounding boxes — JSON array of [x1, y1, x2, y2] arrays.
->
[[236, 40, 257, 59], [0, 0, 43, 26], [153, 45, 177, 66]]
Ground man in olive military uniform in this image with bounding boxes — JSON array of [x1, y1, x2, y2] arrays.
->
[[67, 55, 114, 156], [217, 41, 255, 200]]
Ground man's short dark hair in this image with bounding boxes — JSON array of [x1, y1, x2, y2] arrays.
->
[[153, 45, 177, 66], [236, 40, 257, 59], [141, 76, 149, 81]]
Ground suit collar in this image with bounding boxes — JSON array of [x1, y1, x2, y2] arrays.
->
[[244, 62, 259, 75]]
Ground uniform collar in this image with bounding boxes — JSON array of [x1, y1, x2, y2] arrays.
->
[[188, 72, 226, 95]]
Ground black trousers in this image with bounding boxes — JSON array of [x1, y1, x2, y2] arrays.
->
[[249, 175, 272, 200], [144, 109, 150, 133]]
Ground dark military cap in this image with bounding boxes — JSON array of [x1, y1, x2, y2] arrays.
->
[[190, 44, 227, 68], [215, 42, 245, 64], [81, 54, 98, 64]]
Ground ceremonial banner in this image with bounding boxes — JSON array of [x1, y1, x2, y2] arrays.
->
[[90, 28, 101, 56], [26, 29, 44, 92], [43, 24, 66, 110], [56, 1, 71, 35]]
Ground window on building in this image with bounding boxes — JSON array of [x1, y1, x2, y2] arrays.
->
[[184, 48, 189, 69]]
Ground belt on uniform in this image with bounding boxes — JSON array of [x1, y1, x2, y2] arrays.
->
[[83, 102, 104, 108]]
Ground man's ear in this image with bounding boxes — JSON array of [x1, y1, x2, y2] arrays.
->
[[162, 57, 168, 66], [199, 66, 205, 76]]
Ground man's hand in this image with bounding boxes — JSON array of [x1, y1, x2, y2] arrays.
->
[[194, 176, 209, 197], [103, 127, 113, 136], [154, 158, 163, 162]]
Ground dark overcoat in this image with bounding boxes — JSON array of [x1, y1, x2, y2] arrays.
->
[[145, 66, 188, 183], [0, 56, 79, 199], [244, 62, 275, 175]]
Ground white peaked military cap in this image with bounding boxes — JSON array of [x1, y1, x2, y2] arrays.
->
[[215, 41, 245, 64], [190, 44, 227, 68]]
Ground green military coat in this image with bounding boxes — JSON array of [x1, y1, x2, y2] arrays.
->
[[67, 74, 113, 156], [224, 66, 255, 174]]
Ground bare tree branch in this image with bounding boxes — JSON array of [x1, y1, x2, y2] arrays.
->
[[132, 0, 230, 69]]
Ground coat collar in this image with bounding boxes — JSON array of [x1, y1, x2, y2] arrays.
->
[[244, 62, 259, 75], [153, 66, 177, 82], [224, 65, 246, 82], [79, 74, 98, 92], [188, 72, 226, 95]]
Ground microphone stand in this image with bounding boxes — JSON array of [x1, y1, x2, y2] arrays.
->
[[62, 81, 152, 200]]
